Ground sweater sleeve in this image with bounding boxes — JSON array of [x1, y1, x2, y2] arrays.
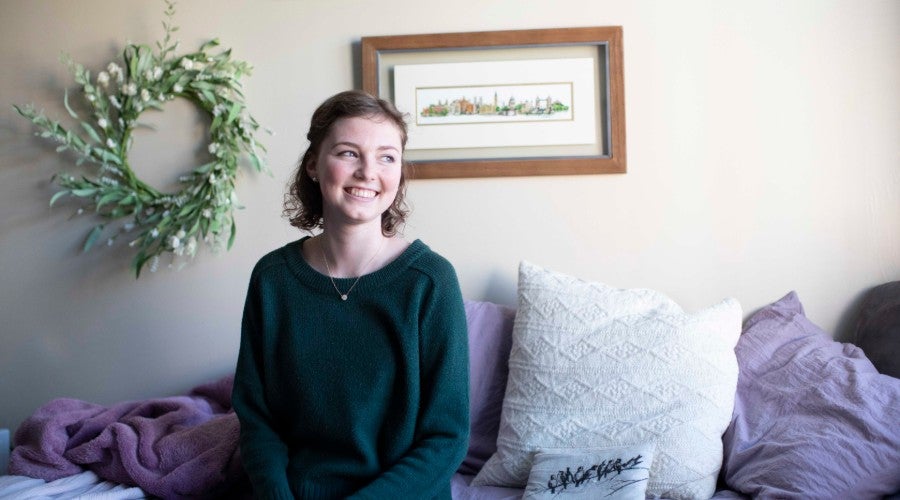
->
[[350, 262, 470, 500], [232, 272, 294, 500]]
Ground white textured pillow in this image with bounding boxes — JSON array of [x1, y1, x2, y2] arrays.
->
[[471, 261, 742, 499]]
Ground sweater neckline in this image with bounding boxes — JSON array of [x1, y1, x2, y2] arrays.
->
[[281, 236, 427, 297]]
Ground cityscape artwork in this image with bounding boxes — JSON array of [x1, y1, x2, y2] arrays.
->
[[394, 58, 597, 151], [416, 82, 574, 126]]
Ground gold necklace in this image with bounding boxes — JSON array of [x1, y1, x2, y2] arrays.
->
[[321, 237, 385, 301]]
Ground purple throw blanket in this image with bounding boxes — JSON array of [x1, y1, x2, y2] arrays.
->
[[9, 375, 245, 499]]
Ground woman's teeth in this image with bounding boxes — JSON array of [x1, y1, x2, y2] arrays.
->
[[347, 187, 377, 198]]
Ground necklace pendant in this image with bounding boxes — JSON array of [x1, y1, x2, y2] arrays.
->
[[321, 237, 386, 303]]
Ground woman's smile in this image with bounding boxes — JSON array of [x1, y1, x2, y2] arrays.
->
[[345, 186, 378, 199]]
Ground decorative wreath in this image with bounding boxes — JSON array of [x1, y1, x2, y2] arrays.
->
[[14, 1, 268, 277]]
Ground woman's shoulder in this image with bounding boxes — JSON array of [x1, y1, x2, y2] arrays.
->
[[404, 239, 458, 282], [249, 238, 307, 280]]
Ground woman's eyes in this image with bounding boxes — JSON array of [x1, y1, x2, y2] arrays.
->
[[336, 150, 396, 163]]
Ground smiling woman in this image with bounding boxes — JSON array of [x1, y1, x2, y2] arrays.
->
[[284, 90, 410, 238], [308, 115, 403, 237], [232, 90, 471, 498]]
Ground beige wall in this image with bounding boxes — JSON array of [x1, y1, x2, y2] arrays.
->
[[1, 0, 898, 433]]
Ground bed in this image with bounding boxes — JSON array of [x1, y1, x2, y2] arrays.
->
[[2, 279, 898, 499]]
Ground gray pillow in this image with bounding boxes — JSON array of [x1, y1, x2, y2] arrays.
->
[[854, 281, 900, 378]]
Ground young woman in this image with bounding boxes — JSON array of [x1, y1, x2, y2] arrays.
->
[[232, 90, 469, 499]]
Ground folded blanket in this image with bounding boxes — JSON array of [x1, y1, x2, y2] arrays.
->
[[0, 471, 146, 500], [9, 375, 246, 499]]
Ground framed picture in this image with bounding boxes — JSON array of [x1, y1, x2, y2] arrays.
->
[[361, 27, 625, 179]]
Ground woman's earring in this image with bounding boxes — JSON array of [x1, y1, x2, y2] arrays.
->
[[311, 176, 318, 183]]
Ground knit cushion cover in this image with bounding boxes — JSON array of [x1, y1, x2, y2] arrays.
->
[[471, 261, 742, 499]]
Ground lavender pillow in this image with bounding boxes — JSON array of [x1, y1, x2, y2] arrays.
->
[[460, 300, 516, 476], [722, 291, 900, 498]]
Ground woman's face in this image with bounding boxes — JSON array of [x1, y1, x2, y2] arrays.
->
[[307, 115, 404, 231]]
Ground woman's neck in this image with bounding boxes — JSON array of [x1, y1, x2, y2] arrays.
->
[[301, 222, 385, 278], [325, 233, 386, 277]]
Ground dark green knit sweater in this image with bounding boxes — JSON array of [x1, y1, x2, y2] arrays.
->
[[232, 237, 469, 499]]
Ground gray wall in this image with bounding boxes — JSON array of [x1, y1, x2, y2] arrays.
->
[[1, 0, 898, 434]]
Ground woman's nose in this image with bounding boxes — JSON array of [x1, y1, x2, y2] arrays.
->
[[355, 155, 376, 179]]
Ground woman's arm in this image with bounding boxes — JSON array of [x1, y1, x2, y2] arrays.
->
[[350, 263, 470, 499], [232, 274, 294, 499]]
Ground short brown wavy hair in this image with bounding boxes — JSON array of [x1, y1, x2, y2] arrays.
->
[[283, 90, 410, 235]]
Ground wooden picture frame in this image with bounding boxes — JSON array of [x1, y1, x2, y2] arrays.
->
[[361, 27, 625, 179]]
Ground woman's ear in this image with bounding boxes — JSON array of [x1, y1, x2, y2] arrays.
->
[[305, 154, 318, 182]]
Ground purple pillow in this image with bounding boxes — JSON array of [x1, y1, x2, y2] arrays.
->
[[460, 300, 516, 476], [722, 291, 900, 498]]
